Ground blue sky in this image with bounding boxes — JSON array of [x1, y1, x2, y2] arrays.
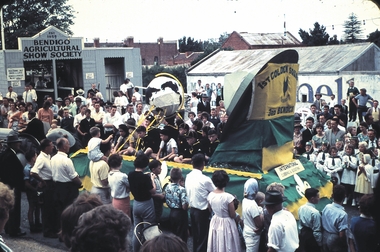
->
[[67, 0, 380, 43]]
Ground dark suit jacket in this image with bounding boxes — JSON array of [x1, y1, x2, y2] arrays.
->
[[197, 101, 211, 114], [0, 148, 24, 189], [301, 128, 314, 148], [24, 117, 46, 142]]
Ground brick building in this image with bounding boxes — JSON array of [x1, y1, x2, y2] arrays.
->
[[221, 31, 302, 50], [85, 37, 201, 66]]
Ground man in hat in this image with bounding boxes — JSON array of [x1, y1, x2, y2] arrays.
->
[[294, 123, 304, 154], [347, 79, 360, 122], [312, 93, 324, 114], [352, 88, 373, 123], [298, 188, 322, 252], [0, 135, 26, 237], [74, 89, 86, 106], [197, 93, 211, 114], [321, 185, 348, 252], [262, 190, 299, 252]]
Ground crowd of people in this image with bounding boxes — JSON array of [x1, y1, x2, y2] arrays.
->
[[294, 81, 379, 207]]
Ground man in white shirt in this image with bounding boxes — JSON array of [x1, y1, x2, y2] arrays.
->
[[51, 138, 82, 229], [103, 105, 120, 138], [185, 153, 215, 252], [73, 105, 87, 129], [25, 84, 38, 110], [92, 102, 105, 136], [30, 139, 58, 238], [5, 86, 17, 102], [133, 87, 142, 102], [263, 190, 299, 252], [122, 103, 140, 123]]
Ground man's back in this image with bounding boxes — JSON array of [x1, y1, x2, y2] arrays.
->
[[185, 169, 214, 210], [268, 209, 299, 252]]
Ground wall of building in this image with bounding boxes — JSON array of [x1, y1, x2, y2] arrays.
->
[[222, 32, 250, 50]]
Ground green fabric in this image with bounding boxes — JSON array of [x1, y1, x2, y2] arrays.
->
[[71, 154, 330, 209], [210, 116, 294, 170]]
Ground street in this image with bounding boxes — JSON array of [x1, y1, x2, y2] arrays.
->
[[1, 192, 360, 251]]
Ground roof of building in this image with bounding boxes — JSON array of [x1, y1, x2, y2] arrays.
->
[[236, 31, 302, 46], [188, 43, 379, 75]]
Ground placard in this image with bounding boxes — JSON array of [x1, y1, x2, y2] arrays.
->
[[7, 68, 25, 81], [274, 160, 304, 180]]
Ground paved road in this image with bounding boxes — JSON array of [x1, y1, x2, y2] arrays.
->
[[1, 192, 360, 251]]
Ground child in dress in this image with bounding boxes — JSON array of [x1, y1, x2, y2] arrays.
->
[[341, 144, 358, 206], [302, 142, 316, 163], [24, 150, 42, 233], [87, 126, 113, 162], [323, 146, 343, 185], [315, 142, 330, 172], [165, 168, 189, 242], [354, 154, 374, 204], [108, 154, 130, 217]]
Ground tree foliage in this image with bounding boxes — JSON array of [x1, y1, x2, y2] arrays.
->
[[191, 32, 231, 65], [142, 65, 188, 92], [298, 22, 330, 46], [178, 36, 203, 52], [343, 13, 363, 43], [2, 0, 75, 49], [367, 29, 380, 47]]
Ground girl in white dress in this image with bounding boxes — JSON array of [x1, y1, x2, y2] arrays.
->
[[207, 170, 240, 252], [341, 144, 358, 206]]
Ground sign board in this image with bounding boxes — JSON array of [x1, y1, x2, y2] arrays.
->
[[7, 68, 25, 81], [126, 72, 133, 78], [11, 81, 21, 87], [20, 26, 83, 61], [86, 73, 95, 79], [274, 160, 304, 180]]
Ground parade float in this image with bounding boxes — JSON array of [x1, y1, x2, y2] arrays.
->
[[70, 49, 332, 218]]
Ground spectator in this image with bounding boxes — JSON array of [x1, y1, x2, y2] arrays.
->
[[149, 160, 165, 223], [321, 185, 348, 252], [140, 233, 190, 252], [0, 182, 15, 251], [59, 193, 102, 248], [352, 88, 373, 123], [108, 153, 131, 217], [207, 170, 240, 252], [70, 205, 131, 252]]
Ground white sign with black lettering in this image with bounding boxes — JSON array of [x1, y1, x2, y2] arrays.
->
[[274, 160, 304, 180], [7, 68, 25, 81]]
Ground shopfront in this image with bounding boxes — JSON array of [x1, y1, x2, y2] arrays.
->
[[0, 26, 142, 105]]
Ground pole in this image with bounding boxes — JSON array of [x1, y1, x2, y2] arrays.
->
[[52, 59, 58, 100], [1, 7, 5, 50]]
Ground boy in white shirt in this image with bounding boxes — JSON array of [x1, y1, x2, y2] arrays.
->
[[87, 127, 113, 162]]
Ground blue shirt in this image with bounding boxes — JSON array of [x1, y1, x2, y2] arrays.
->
[[350, 215, 377, 252], [165, 183, 188, 209], [321, 202, 348, 234], [24, 163, 38, 187], [355, 94, 373, 106]]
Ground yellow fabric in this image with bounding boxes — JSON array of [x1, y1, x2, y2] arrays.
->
[[262, 141, 294, 173], [249, 63, 299, 120], [287, 181, 333, 219]]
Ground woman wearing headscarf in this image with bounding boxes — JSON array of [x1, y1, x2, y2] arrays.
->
[[242, 178, 263, 252]]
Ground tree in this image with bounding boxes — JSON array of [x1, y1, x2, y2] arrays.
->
[[368, 29, 380, 47], [298, 22, 330, 46], [142, 65, 187, 91], [178, 36, 203, 52], [191, 32, 231, 65], [343, 13, 363, 43], [2, 0, 75, 49], [328, 35, 340, 45]]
